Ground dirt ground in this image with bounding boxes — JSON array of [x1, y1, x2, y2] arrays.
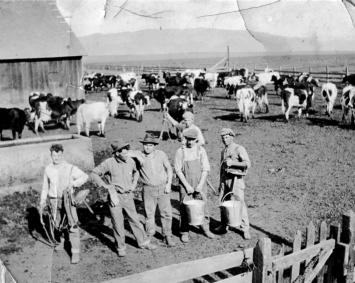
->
[[1, 84, 355, 283]]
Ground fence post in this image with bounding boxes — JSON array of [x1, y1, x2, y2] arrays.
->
[[326, 65, 329, 83], [253, 238, 273, 283], [340, 210, 355, 283]]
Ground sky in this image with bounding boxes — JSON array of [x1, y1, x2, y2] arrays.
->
[[56, 0, 355, 44]]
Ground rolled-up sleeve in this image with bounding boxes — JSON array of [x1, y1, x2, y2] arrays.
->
[[174, 148, 183, 175], [72, 166, 89, 187]]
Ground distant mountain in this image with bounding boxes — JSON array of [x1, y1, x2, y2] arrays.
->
[[79, 28, 265, 56], [78, 28, 355, 60]]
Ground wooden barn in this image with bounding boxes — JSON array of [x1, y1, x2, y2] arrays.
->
[[0, 0, 86, 108]]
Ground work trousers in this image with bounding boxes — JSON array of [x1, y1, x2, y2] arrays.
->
[[50, 198, 80, 254], [109, 192, 147, 252], [143, 185, 172, 237], [221, 177, 250, 231]]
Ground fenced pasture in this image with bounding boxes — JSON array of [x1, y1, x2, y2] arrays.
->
[[1, 60, 355, 282]]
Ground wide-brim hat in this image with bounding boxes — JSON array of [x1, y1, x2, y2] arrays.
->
[[111, 139, 130, 153], [140, 133, 159, 145]]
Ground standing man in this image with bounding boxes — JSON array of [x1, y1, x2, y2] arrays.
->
[[90, 140, 156, 257], [165, 111, 205, 145], [216, 128, 251, 240], [174, 128, 215, 243], [128, 133, 175, 247], [39, 144, 89, 264]]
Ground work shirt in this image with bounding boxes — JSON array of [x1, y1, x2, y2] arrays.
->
[[92, 157, 137, 192], [220, 142, 251, 188], [131, 150, 171, 187], [40, 161, 88, 207], [174, 145, 210, 176]]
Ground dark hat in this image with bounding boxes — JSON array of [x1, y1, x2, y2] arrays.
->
[[183, 128, 198, 140], [140, 133, 159, 145], [111, 139, 130, 153]]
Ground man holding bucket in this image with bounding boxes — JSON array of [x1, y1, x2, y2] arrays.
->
[[216, 128, 251, 240], [174, 128, 215, 243], [127, 133, 175, 247]]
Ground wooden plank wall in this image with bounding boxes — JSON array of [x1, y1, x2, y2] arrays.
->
[[0, 57, 84, 108]]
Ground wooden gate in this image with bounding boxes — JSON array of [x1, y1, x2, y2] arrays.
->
[[102, 210, 355, 283]]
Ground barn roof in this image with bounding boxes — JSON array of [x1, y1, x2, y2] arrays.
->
[[0, 0, 86, 60]]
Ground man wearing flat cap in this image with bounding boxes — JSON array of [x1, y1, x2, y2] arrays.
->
[[216, 128, 251, 240], [174, 128, 215, 242], [127, 133, 175, 247], [91, 139, 156, 257], [165, 111, 205, 145]]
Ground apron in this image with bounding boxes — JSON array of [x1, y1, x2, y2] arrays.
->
[[181, 146, 207, 201]]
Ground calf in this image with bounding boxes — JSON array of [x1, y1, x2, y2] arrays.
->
[[254, 85, 269, 113], [281, 87, 309, 121], [236, 87, 256, 122], [320, 83, 338, 116], [0, 108, 28, 140], [76, 99, 117, 137], [127, 90, 148, 122]]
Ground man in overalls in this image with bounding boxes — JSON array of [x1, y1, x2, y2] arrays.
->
[[127, 133, 175, 247], [39, 144, 89, 264], [174, 128, 215, 243], [216, 128, 251, 240], [91, 140, 156, 257]]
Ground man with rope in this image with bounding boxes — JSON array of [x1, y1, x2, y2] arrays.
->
[[39, 144, 89, 264]]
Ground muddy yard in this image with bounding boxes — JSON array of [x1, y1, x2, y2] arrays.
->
[[1, 85, 355, 282]]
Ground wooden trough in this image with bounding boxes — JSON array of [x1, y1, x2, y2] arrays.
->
[[0, 134, 95, 194]]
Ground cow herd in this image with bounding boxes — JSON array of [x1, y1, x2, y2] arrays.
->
[[1, 67, 355, 141]]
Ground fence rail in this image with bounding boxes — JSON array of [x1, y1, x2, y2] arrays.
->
[[101, 210, 355, 283]]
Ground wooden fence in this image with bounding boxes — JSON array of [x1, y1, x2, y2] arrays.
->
[[102, 210, 355, 283], [254, 65, 352, 85]]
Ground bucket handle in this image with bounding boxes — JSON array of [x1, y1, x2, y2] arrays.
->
[[220, 191, 239, 205], [183, 191, 206, 203]]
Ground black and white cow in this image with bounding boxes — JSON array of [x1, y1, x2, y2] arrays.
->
[[281, 87, 309, 121]]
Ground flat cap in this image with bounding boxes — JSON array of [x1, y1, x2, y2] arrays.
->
[[183, 128, 198, 140], [220, 128, 235, 136]]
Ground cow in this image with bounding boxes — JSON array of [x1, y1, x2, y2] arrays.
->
[[254, 85, 269, 113], [340, 85, 355, 125], [194, 77, 210, 100], [236, 87, 256, 122], [142, 73, 159, 90], [320, 83, 338, 116], [152, 85, 192, 111], [254, 70, 280, 85], [125, 90, 148, 122], [76, 102, 109, 137], [28, 93, 75, 134], [0, 108, 28, 140], [281, 87, 309, 121], [342, 74, 355, 86]]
